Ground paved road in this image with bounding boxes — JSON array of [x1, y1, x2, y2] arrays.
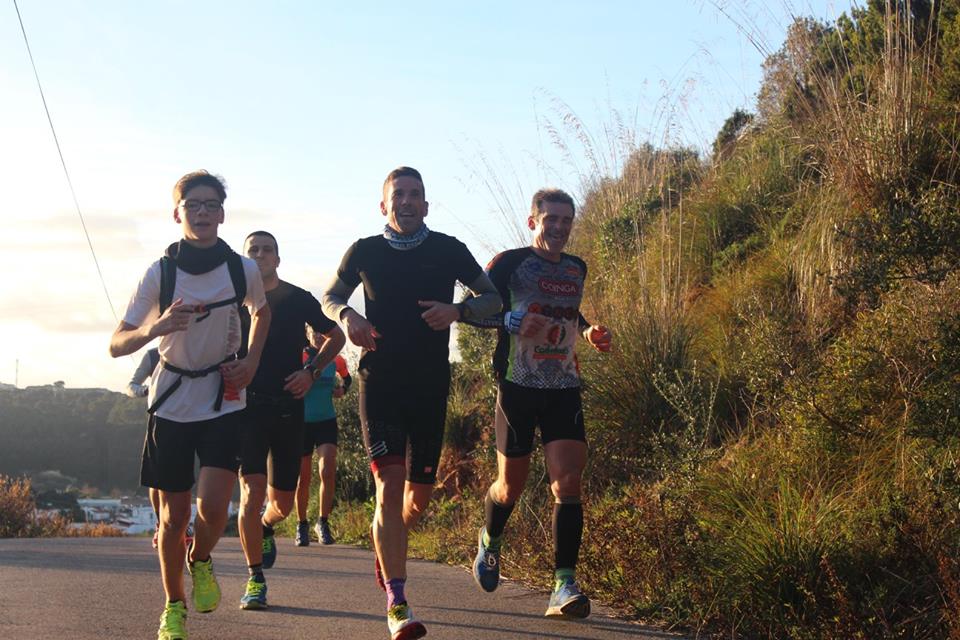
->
[[0, 537, 680, 639]]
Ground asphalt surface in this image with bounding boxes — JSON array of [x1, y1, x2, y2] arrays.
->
[[0, 536, 682, 640]]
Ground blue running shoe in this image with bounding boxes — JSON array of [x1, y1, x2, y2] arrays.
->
[[295, 521, 310, 547], [315, 520, 335, 545], [472, 527, 500, 592], [262, 534, 277, 569], [240, 576, 268, 610], [545, 580, 590, 619]]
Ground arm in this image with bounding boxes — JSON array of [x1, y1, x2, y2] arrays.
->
[[221, 301, 271, 389], [418, 272, 501, 331], [125, 349, 156, 398], [322, 274, 380, 350], [285, 325, 346, 399], [576, 311, 612, 352], [109, 298, 193, 358]]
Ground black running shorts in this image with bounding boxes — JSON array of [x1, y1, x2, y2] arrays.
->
[[140, 410, 243, 493], [239, 392, 305, 492], [495, 380, 586, 458], [302, 417, 338, 454], [359, 377, 449, 485]]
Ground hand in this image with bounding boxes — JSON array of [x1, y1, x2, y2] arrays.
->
[[220, 357, 258, 391], [519, 312, 550, 338], [418, 300, 459, 331], [342, 309, 380, 350], [283, 369, 314, 399], [332, 387, 345, 399], [150, 298, 193, 337], [585, 325, 613, 352]]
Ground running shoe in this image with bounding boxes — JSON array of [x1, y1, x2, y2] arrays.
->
[[387, 602, 427, 640], [472, 527, 500, 592], [157, 600, 187, 640], [295, 521, 310, 547], [239, 576, 268, 610], [152, 524, 159, 549], [545, 580, 591, 619], [184, 522, 194, 550], [188, 556, 221, 613], [262, 533, 277, 569], [315, 519, 335, 545]]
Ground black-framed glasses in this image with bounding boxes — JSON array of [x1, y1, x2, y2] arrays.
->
[[180, 199, 223, 214]]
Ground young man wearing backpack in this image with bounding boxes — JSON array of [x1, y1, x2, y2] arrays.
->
[[109, 170, 270, 640]]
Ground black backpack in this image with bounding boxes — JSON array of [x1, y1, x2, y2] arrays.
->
[[158, 252, 247, 319], [158, 251, 249, 359]]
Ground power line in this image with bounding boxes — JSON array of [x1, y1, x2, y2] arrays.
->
[[13, 0, 119, 323]]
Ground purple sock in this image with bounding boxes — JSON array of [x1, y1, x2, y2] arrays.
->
[[385, 578, 406, 609]]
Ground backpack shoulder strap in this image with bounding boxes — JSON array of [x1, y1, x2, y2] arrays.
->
[[158, 256, 177, 316], [226, 252, 247, 309]]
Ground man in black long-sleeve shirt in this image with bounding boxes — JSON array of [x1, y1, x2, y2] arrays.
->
[[322, 166, 501, 640]]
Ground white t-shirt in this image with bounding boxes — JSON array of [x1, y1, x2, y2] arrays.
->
[[122, 256, 267, 423]]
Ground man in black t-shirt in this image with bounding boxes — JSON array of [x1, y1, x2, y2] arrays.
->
[[237, 231, 345, 610], [322, 167, 501, 640]]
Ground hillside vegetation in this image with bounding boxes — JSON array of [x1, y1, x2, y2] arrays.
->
[[392, 2, 960, 638]]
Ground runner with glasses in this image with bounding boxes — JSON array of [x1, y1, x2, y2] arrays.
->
[[109, 170, 270, 640]]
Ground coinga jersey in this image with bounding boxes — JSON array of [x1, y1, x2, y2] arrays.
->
[[487, 248, 587, 389]]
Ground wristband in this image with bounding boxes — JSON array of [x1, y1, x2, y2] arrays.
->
[[505, 311, 526, 334]]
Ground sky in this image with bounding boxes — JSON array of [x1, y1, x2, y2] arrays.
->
[[0, 0, 845, 392]]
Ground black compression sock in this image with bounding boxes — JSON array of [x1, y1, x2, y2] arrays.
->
[[485, 489, 515, 541], [262, 522, 274, 538], [553, 500, 583, 571]]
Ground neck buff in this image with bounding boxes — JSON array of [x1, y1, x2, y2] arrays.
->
[[383, 223, 429, 251], [164, 238, 233, 275]]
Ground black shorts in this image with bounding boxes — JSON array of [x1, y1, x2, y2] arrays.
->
[[495, 380, 586, 458], [302, 417, 338, 454], [239, 392, 305, 492], [140, 410, 243, 493], [359, 377, 449, 485]]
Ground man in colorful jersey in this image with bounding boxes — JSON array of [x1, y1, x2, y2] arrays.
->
[[236, 230, 345, 610], [466, 188, 612, 619], [109, 170, 271, 640], [322, 166, 501, 640]]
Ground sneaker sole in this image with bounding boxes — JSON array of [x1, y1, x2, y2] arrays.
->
[[392, 621, 427, 640], [545, 595, 591, 619], [240, 600, 268, 610]]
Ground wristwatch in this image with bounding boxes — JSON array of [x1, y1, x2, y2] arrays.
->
[[303, 363, 321, 380]]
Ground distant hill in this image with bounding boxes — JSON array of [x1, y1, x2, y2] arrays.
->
[[0, 385, 147, 494]]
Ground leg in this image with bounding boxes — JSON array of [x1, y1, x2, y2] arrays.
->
[[238, 473, 268, 567], [150, 487, 161, 521], [263, 486, 296, 524], [317, 444, 337, 519], [541, 386, 590, 619], [191, 466, 236, 560], [545, 439, 587, 577], [295, 453, 313, 522], [474, 381, 538, 593], [158, 489, 192, 602], [373, 464, 409, 581]]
